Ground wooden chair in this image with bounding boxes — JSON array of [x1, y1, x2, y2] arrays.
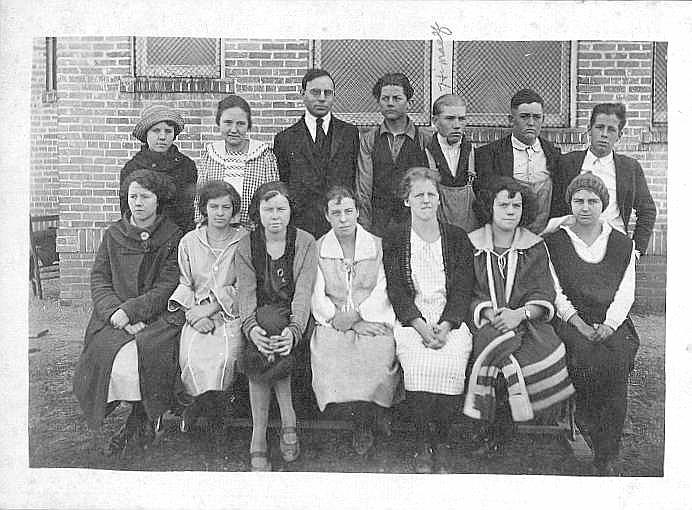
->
[[29, 214, 59, 299]]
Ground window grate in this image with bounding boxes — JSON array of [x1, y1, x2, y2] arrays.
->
[[454, 41, 571, 128], [653, 42, 667, 125], [315, 39, 432, 125], [134, 37, 220, 78], [45, 37, 57, 92]]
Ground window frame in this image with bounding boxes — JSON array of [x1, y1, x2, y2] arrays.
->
[[132, 36, 223, 79]]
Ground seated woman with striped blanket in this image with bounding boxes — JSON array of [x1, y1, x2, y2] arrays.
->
[[464, 176, 575, 456]]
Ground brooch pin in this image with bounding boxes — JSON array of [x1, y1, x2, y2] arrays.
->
[[140, 231, 150, 241]]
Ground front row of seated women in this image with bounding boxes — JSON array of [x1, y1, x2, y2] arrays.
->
[[74, 167, 638, 476]]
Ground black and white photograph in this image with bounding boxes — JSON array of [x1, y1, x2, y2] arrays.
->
[[1, 1, 690, 509]]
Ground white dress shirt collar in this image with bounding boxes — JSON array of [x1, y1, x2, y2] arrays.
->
[[304, 110, 332, 142], [584, 148, 614, 167], [511, 134, 542, 153]]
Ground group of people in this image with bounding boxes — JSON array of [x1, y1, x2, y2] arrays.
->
[[72, 67, 656, 476]]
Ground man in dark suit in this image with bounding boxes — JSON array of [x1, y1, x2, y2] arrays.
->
[[475, 89, 561, 233], [551, 103, 657, 256], [273, 68, 359, 238]]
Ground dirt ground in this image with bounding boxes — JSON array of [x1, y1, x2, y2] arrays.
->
[[28, 280, 664, 476]]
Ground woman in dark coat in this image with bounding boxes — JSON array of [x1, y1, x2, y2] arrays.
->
[[73, 169, 184, 455], [545, 173, 639, 476], [120, 104, 198, 232]]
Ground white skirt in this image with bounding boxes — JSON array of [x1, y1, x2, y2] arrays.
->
[[107, 340, 141, 402], [394, 322, 472, 395], [179, 317, 243, 396]]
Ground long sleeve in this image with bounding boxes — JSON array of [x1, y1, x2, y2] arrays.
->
[[311, 264, 336, 326], [168, 235, 195, 311], [358, 264, 396, 327], [604, 246, 636, 330], [382, 229, 423, 326], [440, 228, 474, 328], [273, 133, 290, 184], [194, 150, 212, 224], [119, 240, 181, 324], [548, 256, 578, 323], [356, 129, 375, 230], [263, 149, 280, 182], [286, 232, 318, 342], [90, 233, 123, 322], [631, 161, 657, 255], [236, 237, 259, 338]]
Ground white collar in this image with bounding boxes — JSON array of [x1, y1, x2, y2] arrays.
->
[[436, 132, 461, 149], [468, 224, 544, 253], [319, 224, 378, 262], [562, 220, 612, 245], [207, 139, 269, 164], [584, 148, 615, 166], [511, 134, 542, 152], [304, 110, 332, 130]]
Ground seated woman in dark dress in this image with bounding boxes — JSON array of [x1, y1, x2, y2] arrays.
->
[[235, 181, 317, 471], [545, 173, 639, 476], [463, 176, 574, 455], [73, 169, 184, 455]]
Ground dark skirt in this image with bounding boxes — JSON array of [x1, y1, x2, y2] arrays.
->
[[240, 304, 294, 385], [73, 312, 183, 429]]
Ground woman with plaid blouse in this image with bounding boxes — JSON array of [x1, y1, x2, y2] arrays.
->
[[196, 95, 279, 227]]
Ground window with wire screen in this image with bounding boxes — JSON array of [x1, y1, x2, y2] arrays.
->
[[652, 42, 667, 125], [314, 40, 432, 125], [134, 37, 221, 78], [45, 37, 57, 92], [454, 41, 571, 128]]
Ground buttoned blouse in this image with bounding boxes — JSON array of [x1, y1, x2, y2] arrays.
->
[[511, 134, 550, 183]]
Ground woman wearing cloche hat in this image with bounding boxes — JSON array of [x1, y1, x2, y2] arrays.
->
[[120, 104, 198, 232]]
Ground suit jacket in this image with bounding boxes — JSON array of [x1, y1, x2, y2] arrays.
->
[[273, 116, 359, 238], [551, 149, 657, 254], [474, 135, 562, 215]]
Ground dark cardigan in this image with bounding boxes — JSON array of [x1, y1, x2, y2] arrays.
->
[[382, 219, 475, 328]]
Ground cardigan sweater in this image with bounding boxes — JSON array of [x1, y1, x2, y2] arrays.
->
[[235, 226, 317, 343], [382, 219, 474, 329]]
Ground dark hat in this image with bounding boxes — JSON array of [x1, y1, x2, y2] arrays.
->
[[132, 104, 185, 143], [565, 172, 609, 210]]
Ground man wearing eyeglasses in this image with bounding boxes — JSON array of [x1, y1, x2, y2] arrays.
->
[[474, 89, 562, 234], [273, 68, 359, 238]]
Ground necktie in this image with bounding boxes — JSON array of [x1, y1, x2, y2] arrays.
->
[[315, 117, 327, 150]]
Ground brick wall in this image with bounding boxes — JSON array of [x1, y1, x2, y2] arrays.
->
[[29, 38, 667, 306], [30, 38, 59, 216]]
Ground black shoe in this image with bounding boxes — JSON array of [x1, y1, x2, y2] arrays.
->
[[413, 443, 434, 474], [141, 414, 164, 449], [434, 443, 453, 474], [468, 435, 502, 458], [106, 406, 142, 456]]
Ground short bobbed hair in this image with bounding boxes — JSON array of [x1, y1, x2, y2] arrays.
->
[[473, 176, 538, 228], [589, 103, 627, 133], [398, 166, 441, 201], [372, 72, 414, 100], [432, 94, 467, 116], [215, 94, 252, 129], [247, 181, 294, 228], [120, 169, 175, 213], [301, 68, 335, 90], [197, 180, 242, 222], [323, 185, 359, 213], [510, 88, 544, 110]]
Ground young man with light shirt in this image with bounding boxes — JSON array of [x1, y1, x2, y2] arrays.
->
[[356, 72, 430, 237], [273, 68, 359, 238], [475, 89, 562, 234], [549, 103, 657, 258], [424, 94, 477, 231]]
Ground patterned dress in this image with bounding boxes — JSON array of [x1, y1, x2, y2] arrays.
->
[[393, 230, 473, 395]]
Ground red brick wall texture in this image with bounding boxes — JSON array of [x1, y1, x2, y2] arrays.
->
[[29, 38, 667, 306]]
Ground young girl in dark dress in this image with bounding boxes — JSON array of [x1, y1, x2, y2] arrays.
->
[[235, 181, 317, 471]]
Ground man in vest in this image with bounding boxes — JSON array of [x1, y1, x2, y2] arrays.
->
[[356, 72, 430, 237]]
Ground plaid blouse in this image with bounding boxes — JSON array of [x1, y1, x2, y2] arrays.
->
[[195, 139, 279, 227]]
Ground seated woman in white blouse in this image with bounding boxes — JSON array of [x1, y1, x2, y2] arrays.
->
[[544, 173, 639, 476], [310, 185, 402, 457]]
